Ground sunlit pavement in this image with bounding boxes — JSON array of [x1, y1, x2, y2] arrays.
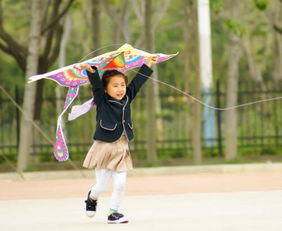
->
[[1, 190, 282, 231]]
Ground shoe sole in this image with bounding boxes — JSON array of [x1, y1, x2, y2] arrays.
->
[[108, 217, 128, 224], [85, 211, 96, 218], [108, 220, 129, 224]]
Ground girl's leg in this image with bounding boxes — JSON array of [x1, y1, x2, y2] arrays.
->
[[107, 171, 128, 224], [90, 168, 113, 199], [110, 171, 127, 211], [86, 169, 112, 217]]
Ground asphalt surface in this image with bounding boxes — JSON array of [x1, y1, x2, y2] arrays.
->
[[1, 164, 282, 231], [0, 191, 282, 231]]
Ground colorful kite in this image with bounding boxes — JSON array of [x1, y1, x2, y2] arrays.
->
[[29, 43, 178, 161]]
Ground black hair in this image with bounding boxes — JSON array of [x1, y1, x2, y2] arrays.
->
[[102, 70, 128, 89]]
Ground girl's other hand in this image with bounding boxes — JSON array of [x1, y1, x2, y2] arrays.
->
[[146, 56, 158, 67], [76, 63, 95, 73]]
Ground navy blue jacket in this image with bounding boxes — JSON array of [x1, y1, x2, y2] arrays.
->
[[87, 64, 153, 142]]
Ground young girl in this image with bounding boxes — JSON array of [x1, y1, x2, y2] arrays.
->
[[79, 57, 156, 224]]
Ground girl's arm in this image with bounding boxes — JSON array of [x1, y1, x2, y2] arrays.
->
[[78, 64, 105, 105], [127, 57, 157, 102], [87, 67, 105, 105]]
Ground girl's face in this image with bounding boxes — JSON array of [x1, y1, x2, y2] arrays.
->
[[105, 75, 126, 100]]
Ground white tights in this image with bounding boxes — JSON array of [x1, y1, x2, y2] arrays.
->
[[90, 169, 127, 211]]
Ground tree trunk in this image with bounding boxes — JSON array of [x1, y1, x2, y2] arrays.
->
[[151, 41, 164, 140], [31, 80, 44, 161], [183, 1, 190, 143], [17, 0, 44, 172], [102, 0, 130, 43], [273, 29, 282, 82], [91, 0, 101, 53], [225, 35, 242, 160], [55, 14, 72, 137], [184, 0, 200, 159], [57, 14, 72, 112], [192, 70, 202, 164], [145, 0, 157, 163], [242, 37, 266, 91], [132, 0, 171, 143]]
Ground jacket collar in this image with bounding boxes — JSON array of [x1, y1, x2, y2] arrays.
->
[[107, 94, 128, 106]]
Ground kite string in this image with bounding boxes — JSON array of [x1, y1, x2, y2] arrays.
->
[[77, 43, 125, 63], [0, 85, 87, 179], [130, 70, 282, 111], [80, 44, 282, 110]]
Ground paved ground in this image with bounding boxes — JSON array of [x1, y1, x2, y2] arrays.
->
[[1, 191, 282, 231], [1, 166, 282, 230]]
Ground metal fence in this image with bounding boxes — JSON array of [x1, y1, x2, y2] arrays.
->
[[1, 80, 282, 166]]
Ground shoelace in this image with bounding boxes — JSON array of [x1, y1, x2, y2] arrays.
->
[[110, 213, 123, 219], [85, 199, 97, 209]]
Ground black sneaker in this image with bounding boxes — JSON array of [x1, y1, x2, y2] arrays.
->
[[84, 191, 97, 217], [107, 212, 128, 224]]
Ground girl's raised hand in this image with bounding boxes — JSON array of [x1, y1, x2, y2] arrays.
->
[[146, 56, 158, 67], [76, 63, 95, 73]]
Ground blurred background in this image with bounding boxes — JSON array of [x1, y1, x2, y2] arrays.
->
[[0, 0, 281, 173]]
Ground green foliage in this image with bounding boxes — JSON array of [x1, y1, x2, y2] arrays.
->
[[156, 109, 174, 121], [203, 147, 220, 158], [225, 18, 247, 37], [0, 54, 25, 88], [158, 148, 187, 159], [106, 0, 119, 5], [210, 0, 223, 14], [2, 0, 31, 44], [71, 0, 84, 10], [253, 0, 268, 11]]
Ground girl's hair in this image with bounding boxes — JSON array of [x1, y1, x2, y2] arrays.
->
[[102, 70, 128, 89]]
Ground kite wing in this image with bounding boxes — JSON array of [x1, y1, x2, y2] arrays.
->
[[28, 43, 178, 87]]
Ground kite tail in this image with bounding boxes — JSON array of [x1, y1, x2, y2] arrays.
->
[[54, 86, 80, 161], [68, 97, 95, 121]]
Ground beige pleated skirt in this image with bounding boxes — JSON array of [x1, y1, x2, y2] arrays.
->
[[82, 136, 133, 172]]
